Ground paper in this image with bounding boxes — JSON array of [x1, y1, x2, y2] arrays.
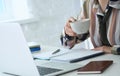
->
[[33, 48, 72, 60]]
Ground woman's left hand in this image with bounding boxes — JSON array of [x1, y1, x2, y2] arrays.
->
[[92, 46, 112, 54]]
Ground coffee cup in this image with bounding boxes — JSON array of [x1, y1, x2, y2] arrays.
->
[[70, 19, 90, 34]]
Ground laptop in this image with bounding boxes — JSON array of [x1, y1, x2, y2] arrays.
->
[[0, 23, 82, 76]]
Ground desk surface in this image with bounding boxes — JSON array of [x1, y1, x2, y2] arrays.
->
[[61, 54, 120, 76], [34, 45, 120, 76]]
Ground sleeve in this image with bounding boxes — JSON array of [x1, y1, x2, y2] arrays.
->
[[78, 0, 90, 19], [111, 45, 120, 55], [109, 1, 120, 55]]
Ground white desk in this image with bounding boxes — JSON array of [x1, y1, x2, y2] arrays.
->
[[34, 45, 120, 76], [61, 54, 120, 76]]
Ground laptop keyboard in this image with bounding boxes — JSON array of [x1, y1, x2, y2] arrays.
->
[[37, 66, 62, 76]]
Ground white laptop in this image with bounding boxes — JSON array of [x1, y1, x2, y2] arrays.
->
[[0, 23, 82, 76]]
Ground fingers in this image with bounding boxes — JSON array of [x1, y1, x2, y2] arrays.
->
[[65, 24, 76, 36], [92, 47, 101, 51], [61, 35, 76, 49], [68, 17, 77, 22], [64, 18, 77, 36], [65, 39, 76, 49]]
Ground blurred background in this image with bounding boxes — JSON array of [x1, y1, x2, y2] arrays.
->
[[0, 0, 93, 49]]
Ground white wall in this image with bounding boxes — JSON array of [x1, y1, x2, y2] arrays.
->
[[20, 0, 87, 48]]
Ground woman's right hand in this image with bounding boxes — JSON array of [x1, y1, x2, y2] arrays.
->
[[64, 17, 77, 36], [63, 17, 78, 49]]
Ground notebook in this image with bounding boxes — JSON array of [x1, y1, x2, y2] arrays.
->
[[77, 60, 113, 74], [52, 49, 104, 63], [0, 23, 82, 76], [36, 48, 104, 63]]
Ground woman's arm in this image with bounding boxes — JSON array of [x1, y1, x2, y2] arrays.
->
[[60, 0, 90, 49], [92, 45, 120, 55]]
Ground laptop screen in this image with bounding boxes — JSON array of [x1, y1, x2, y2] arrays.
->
[[0, 23, 40, 76]]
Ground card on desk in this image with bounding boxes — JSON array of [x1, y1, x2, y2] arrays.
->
[[77, 60, 113, 74]]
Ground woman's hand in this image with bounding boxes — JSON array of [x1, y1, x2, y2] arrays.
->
[[64, 17, 77, 36], [65, 37, 77, 49], [92, 46, 112, 54], [62, 17, 78, 49]]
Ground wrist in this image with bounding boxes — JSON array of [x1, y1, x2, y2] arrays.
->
[[111, 45, 120, 55]]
